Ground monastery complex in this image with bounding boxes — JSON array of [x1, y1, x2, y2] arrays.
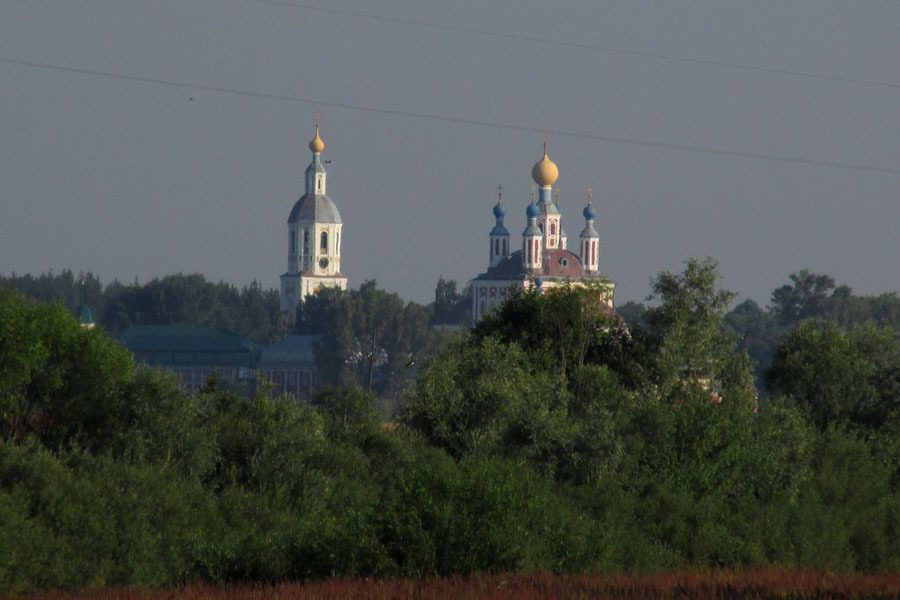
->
[[277, 126, 615, 325]]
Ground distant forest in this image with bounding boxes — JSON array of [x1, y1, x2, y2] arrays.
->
[[3, 259, 900, 592], [4, 266, 899, 394]]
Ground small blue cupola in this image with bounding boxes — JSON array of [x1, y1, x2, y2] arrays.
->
[[489, 186, 510, 267], [579, 188, 600, 273], [522, 191, 543, 271]]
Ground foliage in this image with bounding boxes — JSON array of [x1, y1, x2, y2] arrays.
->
[[0, 289, 135, 449], [296, 280, 457, 401], [724, 269, 900, 394], [0, 270, 287, 343], [640, 258, 744, 396], [766, 319, 900, 431], [5, 261, 900, 592], [431, 276, 471, 326], [473, 282, 617, 380]]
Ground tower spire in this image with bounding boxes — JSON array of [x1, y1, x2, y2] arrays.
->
[[580, 186, 600, 273], [489, 183, 509, 267]]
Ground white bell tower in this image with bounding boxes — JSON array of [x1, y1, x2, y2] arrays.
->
[[280, 121, 348, 319]]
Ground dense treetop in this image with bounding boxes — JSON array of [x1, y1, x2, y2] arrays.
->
[[2, 260, 900, 592]]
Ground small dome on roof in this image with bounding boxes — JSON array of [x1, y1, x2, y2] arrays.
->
[[493, 201, 506, 218], [583, 202, 596, 220], [526, 201, 540, 219], [308, 126, 325, 154], [531, 143, 559, 187]]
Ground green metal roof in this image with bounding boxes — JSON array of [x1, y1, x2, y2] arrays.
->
[[116, 325, 263, 353], [260, 334, 319, 366]]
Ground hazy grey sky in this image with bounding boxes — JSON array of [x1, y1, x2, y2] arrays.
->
[[2, 1, 898, 306]]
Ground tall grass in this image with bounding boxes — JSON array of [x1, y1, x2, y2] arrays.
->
[[12, 569, 900, 600]]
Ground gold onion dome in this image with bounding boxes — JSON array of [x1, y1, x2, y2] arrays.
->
[[309, 126, 325, 154], [531, 143, 559, 187]]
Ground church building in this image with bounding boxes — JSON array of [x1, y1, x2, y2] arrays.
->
[[280, 125, 348, 317], [470, 143, 614, 324]]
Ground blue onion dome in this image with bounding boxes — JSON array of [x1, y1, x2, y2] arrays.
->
[[583, 202, 596, 220], [493, 201, 506, 218], [526, 201, 540, 219]]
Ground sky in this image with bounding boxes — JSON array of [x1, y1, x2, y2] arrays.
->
[[1, 0, 898, 307]]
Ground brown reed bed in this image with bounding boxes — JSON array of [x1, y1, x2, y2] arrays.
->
[[10, 569, 900, 600]]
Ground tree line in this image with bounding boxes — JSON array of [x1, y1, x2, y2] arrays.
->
[[2, 260, 900, 592], [0, 272, 470, 405]]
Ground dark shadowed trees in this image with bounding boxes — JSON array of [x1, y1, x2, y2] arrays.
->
[[296, 281, 458, 399], [766, 319, 900, 431]]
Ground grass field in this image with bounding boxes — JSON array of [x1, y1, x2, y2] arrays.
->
[[11, 569, 900, 600]]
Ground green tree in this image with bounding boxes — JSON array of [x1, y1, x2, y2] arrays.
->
[[473, 282, 617, 380], [639, 258, 754, 406], [431, 277, 471, 326], [766, 319, 900, 431], [401, 337, 564, 466], [770, 269, 837, 327], [297, 281, 456, 399], [0, 289, 134, 448]]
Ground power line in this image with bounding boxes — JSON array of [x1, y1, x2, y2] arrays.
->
[[2, 56, 898, 175], [249, 0, 900, 90]]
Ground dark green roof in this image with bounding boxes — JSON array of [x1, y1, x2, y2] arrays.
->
[[260, 334, 319, 366], [117, 325, 263, 353], [116, 325, 264, 369]]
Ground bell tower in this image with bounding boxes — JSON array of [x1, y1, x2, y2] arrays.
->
[[280, 119, 348, 319], [489, 185, 510, 267]]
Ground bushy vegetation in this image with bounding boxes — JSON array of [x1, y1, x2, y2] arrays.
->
[[3, 258, 900, 593], [0, 271, 287, 343]]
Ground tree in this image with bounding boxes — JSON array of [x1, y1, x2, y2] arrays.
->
[[400, 337, 565, 464], [0, 289, 134, 448], [724, 299, 779, 388], [770, 270, 837, 327], [297, 281, 457, 399], [766, 319, 900, 431], [473, 282, 618, 381], [431, 277, 471, 326], [639, 258, 753, 405]]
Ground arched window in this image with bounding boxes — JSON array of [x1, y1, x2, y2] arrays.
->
[[550, 222, 556, 236], [303, 231, 309, 254], [320, 231, 328, 252], [538, 222, 544, 234], [290, 231, 296, 254]]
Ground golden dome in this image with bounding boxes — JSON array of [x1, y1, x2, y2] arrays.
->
[[531, 143, 559, 187], [308, 126, 325, 154]]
